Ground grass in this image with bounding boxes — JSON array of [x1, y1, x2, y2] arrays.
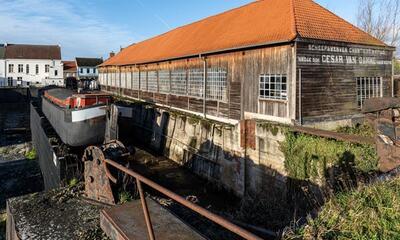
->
[[68, 178, 79, 188], [284, 177, 400, 240], [336, 123, 376, 138], [25, 148, 37, 160], [118, 191, 133, 204]]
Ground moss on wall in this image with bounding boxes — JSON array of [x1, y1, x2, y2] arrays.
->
[[281, 131, 378, 182]]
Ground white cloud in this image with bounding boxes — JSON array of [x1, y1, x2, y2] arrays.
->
[[0, 0, 137, 59]]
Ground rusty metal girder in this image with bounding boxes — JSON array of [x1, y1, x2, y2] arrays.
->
[[82, 140, 131, 205]]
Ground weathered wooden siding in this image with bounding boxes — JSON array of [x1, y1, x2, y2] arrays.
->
[[296, 39, 394, 123], [99, 44, 295, 122]]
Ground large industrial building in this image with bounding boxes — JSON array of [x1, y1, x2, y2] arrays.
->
[[99, 0, 395, 126]]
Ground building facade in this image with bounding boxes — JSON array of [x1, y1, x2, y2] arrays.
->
[[98, 0, 395, 127], [76, 58, 103, 81], [63, 61, 77, 79], [1, 44, 63, 87]]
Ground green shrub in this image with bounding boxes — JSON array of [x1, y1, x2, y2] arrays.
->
[[118, 191, 133, 204], [25, 148, 37, 160], [68, 178, 79, 188], [281, 131, 378, 182]]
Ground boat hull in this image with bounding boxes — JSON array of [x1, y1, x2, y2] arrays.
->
[[42, 97, 106, 147]]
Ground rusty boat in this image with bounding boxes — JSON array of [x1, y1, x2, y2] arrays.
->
[[42, 88, 111, 147]]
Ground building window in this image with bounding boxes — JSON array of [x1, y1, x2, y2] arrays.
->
[[140, 71, 147, 90], [93, 68, 97, 74], [87, 68, 90, 74], [259, 74, 287, 100], [356, 77, 382, 108], [188, 68, 204, 98], [36, 64, 39, 74], [17, 77, 22, 86], [147, 71, 158, 92], [207, 67, 227, 101], [45, 65, 50, 73], [8, 64, 14, 73], [126, 70, 132, 89], [171, 69, 187, 95], [158, 70, 170, 94], [120, 70, 126, 88], [18, 64, 23, 73], [80, 68, 83, 74], [26, 64, 29, 74], [55, 70, 58, 76], [132, 71, 140, 90], [7, 77, 13, 86]]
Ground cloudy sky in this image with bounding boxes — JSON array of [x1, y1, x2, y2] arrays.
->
[[0, 0, 358, 60]]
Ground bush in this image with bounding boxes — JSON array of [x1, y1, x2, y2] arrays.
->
[[281, 131, 378, 182]]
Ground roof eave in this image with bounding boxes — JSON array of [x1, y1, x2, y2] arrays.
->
[[101, 38, 297, 67]]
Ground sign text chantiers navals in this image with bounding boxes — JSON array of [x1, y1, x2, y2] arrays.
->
[[297, 44, 392, 65]]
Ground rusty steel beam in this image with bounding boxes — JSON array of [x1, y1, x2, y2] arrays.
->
[[136, 179, 155, 240], [292, 125, 375, 145], [103, 158, 263, 240]]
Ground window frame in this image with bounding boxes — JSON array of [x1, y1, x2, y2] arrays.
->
[[356, 76, 383, 109], [258, 74, 288, 101]]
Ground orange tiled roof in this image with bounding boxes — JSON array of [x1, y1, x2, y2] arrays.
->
[[102, 0, 386, 67]]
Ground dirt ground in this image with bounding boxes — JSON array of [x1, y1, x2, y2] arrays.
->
[[7, 184, 109, 240], [0, 102, 44, 239]]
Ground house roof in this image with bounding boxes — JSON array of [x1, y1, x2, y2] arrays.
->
[[75, 58, 103, 67], [5, 44, 61, 60], [63, 61, 77, 72], [102, 0, 387, 67]]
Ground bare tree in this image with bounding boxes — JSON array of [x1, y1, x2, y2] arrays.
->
[[357, 0, 400, 55]]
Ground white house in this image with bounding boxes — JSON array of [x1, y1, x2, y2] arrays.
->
[[76, 57, 103, 80], [2, 44, 64, 87]]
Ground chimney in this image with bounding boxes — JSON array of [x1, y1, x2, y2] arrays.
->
[[109, 51, 115, 58]]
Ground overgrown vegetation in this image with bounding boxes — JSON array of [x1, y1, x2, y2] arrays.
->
[[336, 123, 375, 137], [284, 177, 400, 240], [68, 178, 79, 188], [395, 59, 400, 75], [281, 131, 378, 182], [25, 148, 37, 160], [118, 191, 133, 204]]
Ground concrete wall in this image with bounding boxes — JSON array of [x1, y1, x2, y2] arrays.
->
[[117, 104, 288, 196]]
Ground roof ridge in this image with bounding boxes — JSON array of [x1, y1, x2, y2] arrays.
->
[[121, 1, 264, 52], [297, 0, 386, 46]]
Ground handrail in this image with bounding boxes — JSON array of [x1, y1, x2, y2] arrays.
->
[[104, 158, 263, 240]]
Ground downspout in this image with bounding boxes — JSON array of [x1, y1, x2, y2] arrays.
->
[[298, 68, 302, 125], [392, 54, 395, 97], [200, 54, 207, 118]]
